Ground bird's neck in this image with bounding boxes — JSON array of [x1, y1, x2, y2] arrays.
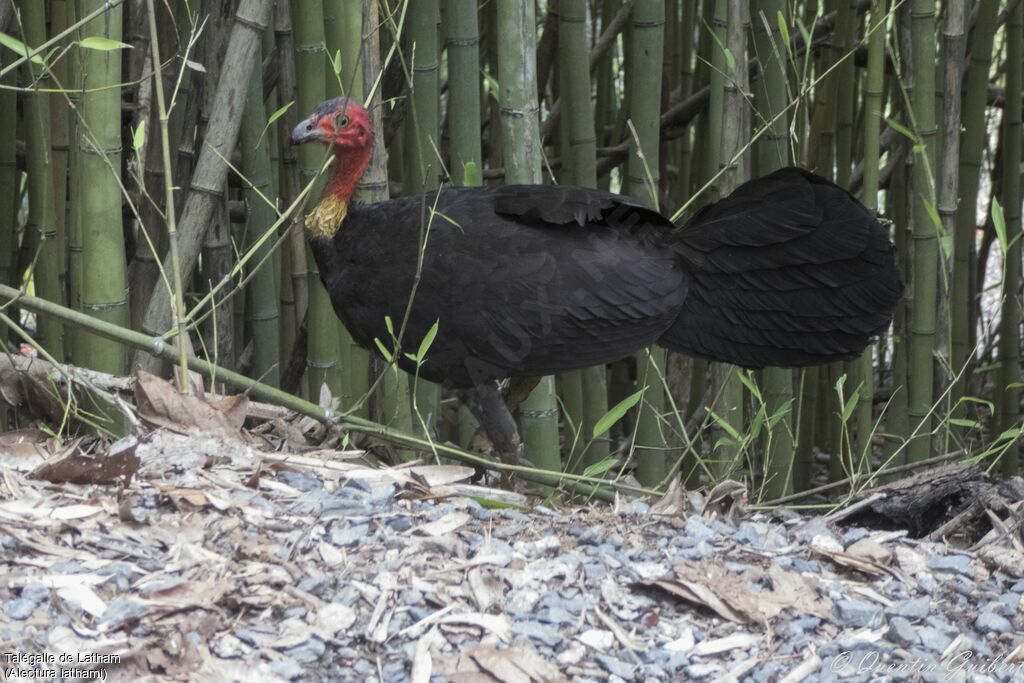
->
[[305, 144, 373, 238]]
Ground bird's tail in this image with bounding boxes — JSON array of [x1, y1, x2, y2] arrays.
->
[[658, 167, 902, 368]]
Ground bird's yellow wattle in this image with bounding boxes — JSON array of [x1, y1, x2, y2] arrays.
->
[[305, 194, 348, 238]]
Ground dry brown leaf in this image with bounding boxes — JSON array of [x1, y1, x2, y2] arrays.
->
[[445, 644, 566, 683], [650, 476, 686, 516], [30, 437, 139, 486], [135, 371, 247, 440], [635, 576, 749, 623], [0, 354, 66, 422], [702, 480, 747, 521], [436, 612, 512, 642]]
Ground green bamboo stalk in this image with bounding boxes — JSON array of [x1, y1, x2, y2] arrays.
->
[[403, 0, 442, 441], [557, 0, 609, 471], [936, 0, 966, 451], [752, 0, 793, 500], [951, 0, 999, 409], [240, 61, 281, 388], [335, 1, 370, 419], [705, 0, 744, 481], [625, 0, 667, 487], [906, 0, 938, 463], [854, 0, 887, 473], [291, 0, 342, 398], [446, 0, 482, 181], [49, 0, 70, 317], [18, 0, 65, 361], [364, 0, 412, 455], [997, 0, 1022, 476], [77, 0, 129, 382], [495, 0, 559, 473], [0, 53, 15, 297]]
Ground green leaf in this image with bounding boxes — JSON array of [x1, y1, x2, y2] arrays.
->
[[776, 11, 792, 59], [841, 388, 860, 423], [709, 409, 741, 441], [257, 100, 294, 148], [373, 337, 393, 363], [80, 36, 133, 51], [592, 388, 645, 439], [462, 161, 481, 187], [834, 373, 847, 395], [132, 120, 146, 151], [0, 32, 44, 65], [416, 320, 439, 362], [737, 370, 762, 402], [468, 496, 531, 512], [996, 426, 1021, 443], [748, 405, 765, 440], [948, 418, 982, 429], [384, 315, 395, 338], [582, 457, 618, 479], [766, 398, 795, 429], [883, 116, 918, 143], [332, 49, 343, 76], [992, 197, 1008, 254]]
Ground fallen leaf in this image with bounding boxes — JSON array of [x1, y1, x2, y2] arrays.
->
[[414, 511, 471, 537], [135, 370, 247, 440], [31, 437, 139, 486]]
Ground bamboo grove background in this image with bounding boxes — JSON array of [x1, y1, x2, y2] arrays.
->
[[0, 0, 1021, 502]]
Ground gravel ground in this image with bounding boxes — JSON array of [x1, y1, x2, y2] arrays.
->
[[2, 430, 1024, 683]]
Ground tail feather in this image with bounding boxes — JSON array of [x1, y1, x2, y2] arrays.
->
[[659, 167, 902, 368]]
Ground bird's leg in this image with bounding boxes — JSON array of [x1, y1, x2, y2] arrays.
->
[[458, 382, 524, 474]]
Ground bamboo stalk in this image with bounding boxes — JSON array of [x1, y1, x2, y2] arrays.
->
[[625, 0, 667, 487], [906, 0, 938, 463], [240, 61, 281, 388], [495, 0, 560, 473], [134, 0, 275, 379], [753, 0, 794, 499], [951, 0, 999, 409], [854, 0, 887, 474], [446, 0, 483, 182], [18, 0, 65, 362], [997, 0, 1022, 476], [403, 0, 442, 442], [558, 0, 609, 471]]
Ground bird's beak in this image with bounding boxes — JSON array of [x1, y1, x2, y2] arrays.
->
[[290, 114, 324, 145]]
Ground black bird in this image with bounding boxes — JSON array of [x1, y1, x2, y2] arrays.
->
[[291, 97, 902, 465]]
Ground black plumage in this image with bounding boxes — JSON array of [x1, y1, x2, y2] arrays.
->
[[291, 98, 902, 464]]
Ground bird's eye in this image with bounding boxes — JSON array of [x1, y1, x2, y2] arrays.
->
[[339, 115, 349, 128], [305, 123, 313, 131]]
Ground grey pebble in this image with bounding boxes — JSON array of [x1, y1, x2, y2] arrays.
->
[[268, 657, 304, 680], [975, 611, 1013, 634], [917, 626, 953, 652], [387, 517, 413, 532], [926, 554, 973, 576], [283, 637, 326, 664], [511, 620, 564, 647], [887, 616, 919, 646], [835, 599, 883, 628], [6, 598, 36, 620], [500, 509, 531, 523], [890, 596, 930, 620], [330, 523, 370, 547], [596, 654, 636, 680]]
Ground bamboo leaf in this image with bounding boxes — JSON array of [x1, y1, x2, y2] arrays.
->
[[883, 116, 918, 143], [384, 315, 395, 337], [332, 49, 343, 76], [257, 100, 294, 148], [132, 121, 146, 151], [841, 388, 860, 423], [416, 320, 440, 362], [992, 197, 1008, 254], [80, 36, 133, 51], [0, 32, 44, 64], [737, 370, 762, 402], [708, 409, 742, 441], [373, 338, 393, 363], [948, 418, 982, 429], [582, 457, 618, 479], [776, 11, 791, 59], [592, 388, 645, 438], [462, 161, 481, 186]]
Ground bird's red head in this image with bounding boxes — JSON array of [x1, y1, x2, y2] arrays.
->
[[290, 96, 373, 151], [292, 98, 375, 237]]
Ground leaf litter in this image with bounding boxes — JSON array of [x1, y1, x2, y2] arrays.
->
[[0, 371, 1023, 681]]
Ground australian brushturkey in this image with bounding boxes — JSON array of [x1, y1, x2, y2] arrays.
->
[[291, 97, 902, 465]]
